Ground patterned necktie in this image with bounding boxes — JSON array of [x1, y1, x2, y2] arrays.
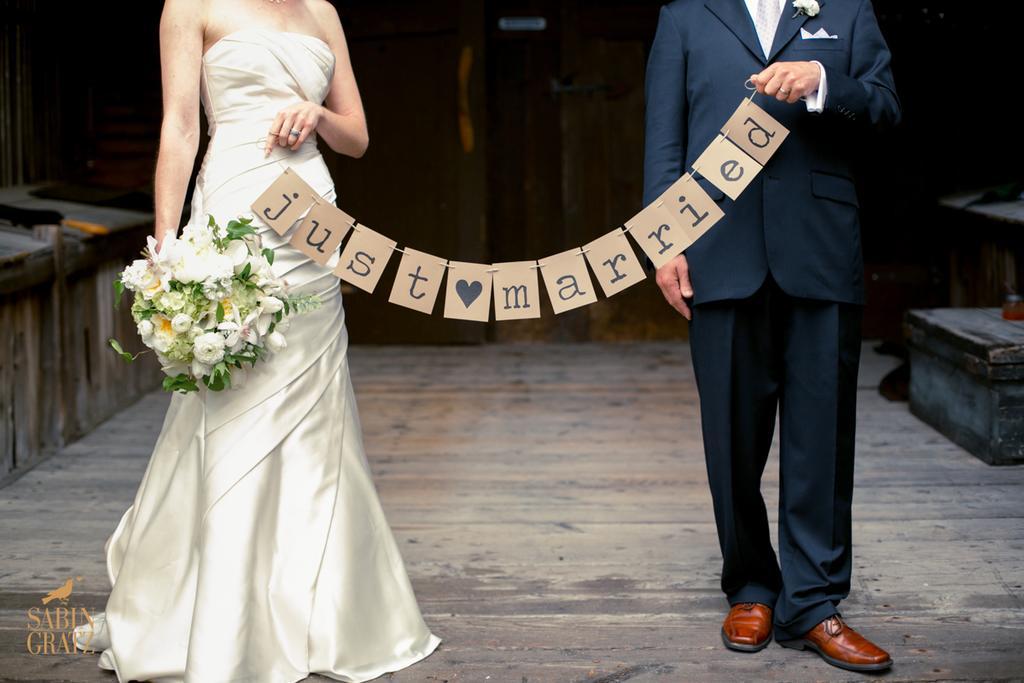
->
[[754, 0, 783, 59]]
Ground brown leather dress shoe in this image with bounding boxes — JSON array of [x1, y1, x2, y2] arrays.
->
[[778, 614, 893, 672], [721, 602, 773, 652]]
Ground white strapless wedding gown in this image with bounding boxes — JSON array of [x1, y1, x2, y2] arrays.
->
[[80, 27, 442, 682]]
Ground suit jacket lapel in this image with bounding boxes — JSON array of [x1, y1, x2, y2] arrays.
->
[[767, 0, 826, 63], [704, 0, 767, 66]]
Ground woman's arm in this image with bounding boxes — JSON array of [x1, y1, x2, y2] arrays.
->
[[153, 0, 204, 250], [268, 3, 368, 159]]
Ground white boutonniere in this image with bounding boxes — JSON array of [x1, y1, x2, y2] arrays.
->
[[792, 0, 820, 17]]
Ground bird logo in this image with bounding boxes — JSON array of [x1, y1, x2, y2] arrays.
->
[[41, 576, 82, 605]]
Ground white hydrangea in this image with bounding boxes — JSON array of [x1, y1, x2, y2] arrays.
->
[[159, 291, 187, 313]]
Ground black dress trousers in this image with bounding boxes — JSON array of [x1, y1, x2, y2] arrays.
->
[[688, 271, 863, 640]]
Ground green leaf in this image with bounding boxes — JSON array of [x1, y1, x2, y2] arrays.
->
[[202, 364, 230, 391], [162, 373, 198, 394], [239, 262, 251, 280], [113, 278, 125, 310], [108, 338, 134, 363], [227, 225, 256, 240], [262, 247, 275, 265], [216, 301, 225, 322]]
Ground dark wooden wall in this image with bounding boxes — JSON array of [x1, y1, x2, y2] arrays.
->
[[326, 1, 490, 344], [484, 0, 682, 342], [2, 1, 1019, 344], [325, 0, 683, 343]]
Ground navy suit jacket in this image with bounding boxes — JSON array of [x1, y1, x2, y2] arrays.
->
[[642, 0, 900, 305]]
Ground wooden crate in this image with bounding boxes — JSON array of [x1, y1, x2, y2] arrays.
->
[[905, 308, 1024, 465]]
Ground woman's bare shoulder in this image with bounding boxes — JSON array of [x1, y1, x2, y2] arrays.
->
[[309, 0, 346, 44], [161, 0, 207, 31]]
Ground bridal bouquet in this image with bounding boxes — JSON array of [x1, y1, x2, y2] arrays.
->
[[108, 215, 321, 393]]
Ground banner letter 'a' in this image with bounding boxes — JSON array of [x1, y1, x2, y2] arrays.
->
[[538, 248, 598, 314]]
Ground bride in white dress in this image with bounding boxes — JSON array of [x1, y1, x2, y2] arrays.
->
[[73, 1, 442, 680]]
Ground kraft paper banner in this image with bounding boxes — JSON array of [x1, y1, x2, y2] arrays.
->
[[247, 92, 789, 322], [583, 229, 646, 297], [250, 167, 318, 236], [624, 200, 691, 269], [388, 247, 448, 314], [443, 261, 493, 322], [333, 223, 397, 294], [721, 98, 789, 166], [289, 201, 353, 265], [692, 134, 762, 201], [492, 261, 542, 321], [655, 173, 725, 245], [538, 248, 598, 314]]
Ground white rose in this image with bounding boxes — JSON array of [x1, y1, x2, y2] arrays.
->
[[192, 331, 226, 365], [150, 335, 172, 353], [137, 319, 154, 339], [171, 313, 193, 334], [792, 0, 820, 16], [265, 331, 287, 352]]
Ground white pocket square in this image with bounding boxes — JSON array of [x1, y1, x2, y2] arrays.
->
[[800, 27, 839, 39]]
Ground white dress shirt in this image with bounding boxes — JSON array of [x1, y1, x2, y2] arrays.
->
[[743, 0, 827, 113]]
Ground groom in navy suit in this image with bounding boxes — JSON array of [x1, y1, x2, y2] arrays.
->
[[642, 0, 900, 672]]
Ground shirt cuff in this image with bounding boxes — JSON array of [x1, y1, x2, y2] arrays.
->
[[804, 60, 827, 113]]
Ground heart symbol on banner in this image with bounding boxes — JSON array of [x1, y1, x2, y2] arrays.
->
[[455, 279, 483, 307]]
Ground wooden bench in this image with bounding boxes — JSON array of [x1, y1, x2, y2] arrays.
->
[[905, 308, 1024, 465]]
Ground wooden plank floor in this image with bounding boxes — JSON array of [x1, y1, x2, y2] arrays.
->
[[2, 342, 1022, 682]]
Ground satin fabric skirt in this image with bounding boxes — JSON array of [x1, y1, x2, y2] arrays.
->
[[95, 131, 441, 682]]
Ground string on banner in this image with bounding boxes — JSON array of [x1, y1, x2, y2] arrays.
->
[[248, 83, 791, 321]]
